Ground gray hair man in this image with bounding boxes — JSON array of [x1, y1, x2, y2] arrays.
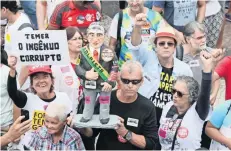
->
[[183, 21, 225, 85], [87, 60, 160, 150]]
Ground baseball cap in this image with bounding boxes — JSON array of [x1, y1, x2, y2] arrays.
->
[[87, 22, 104, 34], [28, 65, 52, 76], [154, 26, 177, 42]]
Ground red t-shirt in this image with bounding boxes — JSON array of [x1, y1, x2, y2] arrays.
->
[[215, 56, 231, 100], [49, 1, 101, 31]]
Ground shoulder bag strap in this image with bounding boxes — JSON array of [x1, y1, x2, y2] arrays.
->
[[116, 11, 123, 58]]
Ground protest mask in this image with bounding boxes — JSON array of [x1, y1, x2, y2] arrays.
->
[[87, 22, 105, 49]]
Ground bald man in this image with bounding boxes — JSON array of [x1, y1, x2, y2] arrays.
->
[[91, 61, 159, 150]]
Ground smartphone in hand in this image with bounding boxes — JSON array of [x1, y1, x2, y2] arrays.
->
[[21, 109, 29, 123]]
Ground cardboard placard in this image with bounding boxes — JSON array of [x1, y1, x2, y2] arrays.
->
[[10, 30, 70, 65]]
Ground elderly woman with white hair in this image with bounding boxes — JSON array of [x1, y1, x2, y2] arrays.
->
[[158, 51, 213, 150], [26, 102, 85, 150]]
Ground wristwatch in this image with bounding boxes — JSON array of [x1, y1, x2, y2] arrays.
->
[[124, 130, 132, 141]]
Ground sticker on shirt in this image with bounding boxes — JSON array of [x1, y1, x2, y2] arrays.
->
[[65, 76, 74, 86], [118, 135, 127, 143], [173, 0, 197, 26], [127, 118, 139, 127], [96, 11, 101, 21], [60, 66, 70, 73], [141, 22, 151, 35], [32, 110, 45, 130], [159, 128, 167, 138], [189, 60, 200, 67], [177, 127, 189, 138], [77, 15, 85, 24], [124, 32, 131, 44]]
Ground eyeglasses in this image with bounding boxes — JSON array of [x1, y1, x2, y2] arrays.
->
[[120, 77, 142, 85], [158, 41, 175, 47], [172, 88, 189, 98], [191, 34, 206, 40]]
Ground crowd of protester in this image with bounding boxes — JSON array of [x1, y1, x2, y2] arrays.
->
[[1, 0, 231, 150]]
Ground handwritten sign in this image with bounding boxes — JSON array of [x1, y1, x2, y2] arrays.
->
[[32, 110, 45, 130], [10, 30, 70, 65]]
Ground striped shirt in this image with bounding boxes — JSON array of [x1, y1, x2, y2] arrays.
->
[[27, 125, 85, 150]]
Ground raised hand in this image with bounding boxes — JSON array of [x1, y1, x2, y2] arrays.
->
[[8, 55, 17, 70], [200, 50, 214, 73], [134, 13, 148, 27], [211, 48, 226, 63]]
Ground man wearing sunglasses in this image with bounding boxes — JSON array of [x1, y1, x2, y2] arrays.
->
[[90, 61, 159, 150], [130, 16, 193, 128]]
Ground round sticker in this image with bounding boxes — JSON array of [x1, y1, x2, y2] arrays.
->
[[65, 76, 74, 86], [6, 33, 11, 43], [177, 127, 189, 138], [101, 48, 114, 62]]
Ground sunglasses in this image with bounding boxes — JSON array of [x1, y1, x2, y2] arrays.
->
[[158, 41, 175, 47], [120, 77, 142, 85], [172, 88, 189, 98]]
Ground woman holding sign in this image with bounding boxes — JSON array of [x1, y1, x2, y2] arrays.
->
[[7, 56, 72, 131]]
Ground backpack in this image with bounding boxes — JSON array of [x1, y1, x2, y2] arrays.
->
[[18, 23, 34, 31], [115, 11, 123, 59], [176, 45, 184, 61]]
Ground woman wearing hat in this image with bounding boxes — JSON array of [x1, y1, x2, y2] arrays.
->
[[7, 56, 72, 131]]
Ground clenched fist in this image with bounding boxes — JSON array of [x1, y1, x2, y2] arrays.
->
[[134, 13, 148, 27]]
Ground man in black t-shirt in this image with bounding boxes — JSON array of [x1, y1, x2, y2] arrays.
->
[[85, 61, 159, 150]]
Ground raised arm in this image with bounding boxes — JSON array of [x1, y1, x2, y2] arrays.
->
[[196, 0, 206, 23], [131, 13, 147, 46], [195, 51, 213, 120], [36, 0, 47, 30], [205, 102, 231, 149], [7, 56, 28, 108]]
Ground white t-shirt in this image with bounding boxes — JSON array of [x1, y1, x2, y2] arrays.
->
[[159, 101, 205, 150], [46, 0, 63, 21], [0, 64, 13, 127], [205, 0, 221, 17], [4, 12, 33, 91], [23, 91, 72, 131], [4, 12, 33, 52], [52, 64, 80, 113]]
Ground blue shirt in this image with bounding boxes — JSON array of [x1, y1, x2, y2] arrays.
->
[[129, 43, 193, 99], [210, 101, 231, 129], [153, 0, 197, 32]]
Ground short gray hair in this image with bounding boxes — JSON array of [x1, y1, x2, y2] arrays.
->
[[45, 102, 68, 122], [173, 76, 199, 104], [183, 21, 206, 37], [121, 60, 143, 77]]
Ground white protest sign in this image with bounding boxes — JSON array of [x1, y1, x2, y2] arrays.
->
[[10, 30, 70, 65]]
